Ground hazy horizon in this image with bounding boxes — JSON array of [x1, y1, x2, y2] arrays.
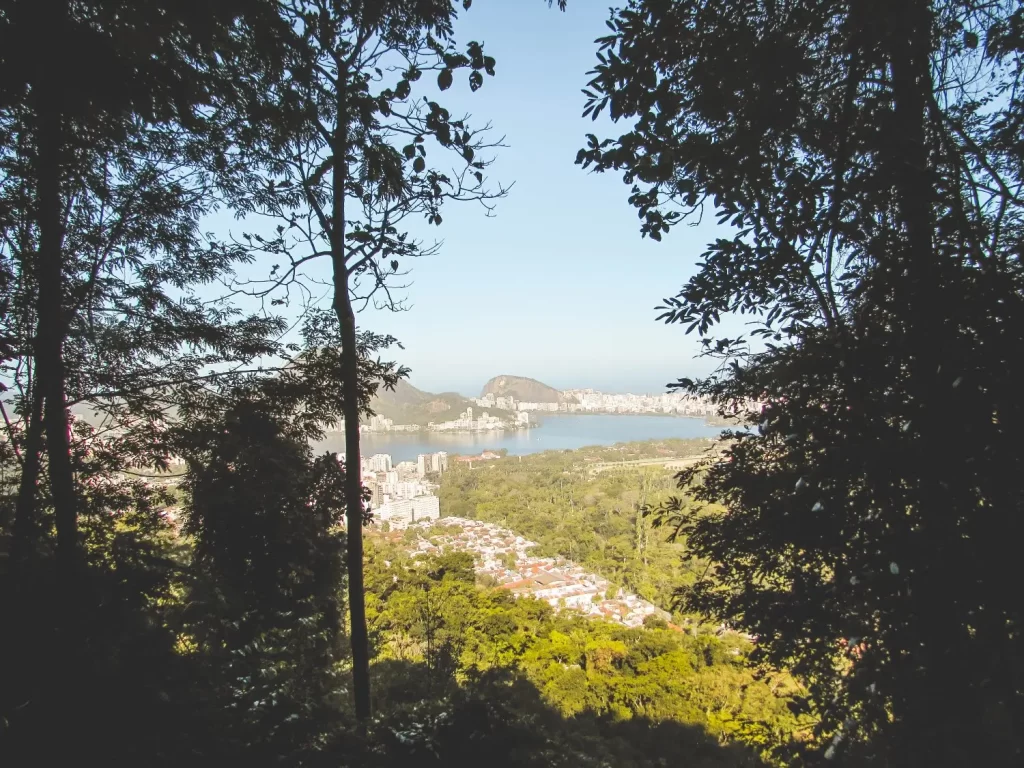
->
[[396, 368, 698, 399]]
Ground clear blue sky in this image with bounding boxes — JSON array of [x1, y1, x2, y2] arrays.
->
[[213, 1, 738, 397]]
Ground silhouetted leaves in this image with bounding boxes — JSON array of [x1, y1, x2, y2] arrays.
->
[[583, 0, 1024, 764]]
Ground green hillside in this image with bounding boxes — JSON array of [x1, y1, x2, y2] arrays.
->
[[369, 379, 513, 426]]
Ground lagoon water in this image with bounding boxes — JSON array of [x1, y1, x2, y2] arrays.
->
[[314, 414, 723, 463]]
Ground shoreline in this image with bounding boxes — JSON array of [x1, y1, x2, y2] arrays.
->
[[315, 413, 725, 464], [535, 411, 729, 428]]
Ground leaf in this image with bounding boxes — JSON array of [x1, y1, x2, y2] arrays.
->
[[413, 156, 425, 173], [469, 71, 483, 91], [438, 69, 454, 91]]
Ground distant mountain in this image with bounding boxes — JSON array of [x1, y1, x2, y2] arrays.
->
[[480, 375, 574, 404], [369, 379, 488, 426]]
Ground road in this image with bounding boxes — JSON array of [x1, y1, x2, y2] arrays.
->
[[584, 455, 707, 476]]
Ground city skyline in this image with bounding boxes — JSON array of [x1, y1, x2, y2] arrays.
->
[[390, 371, 710, 400]]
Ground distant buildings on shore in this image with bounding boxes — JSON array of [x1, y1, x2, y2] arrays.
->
[[357, 388, 742, 435], [474, 389, 723, 417], [366, 415, 421, 433], [362, 407, 527, 435], [429, 406, 528, 432], [560, 389, 718, 416]]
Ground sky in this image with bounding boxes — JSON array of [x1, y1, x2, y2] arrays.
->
[[210, 1, 737, 397]]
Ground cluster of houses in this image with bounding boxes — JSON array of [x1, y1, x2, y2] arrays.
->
[[406, 517, 670, 628]]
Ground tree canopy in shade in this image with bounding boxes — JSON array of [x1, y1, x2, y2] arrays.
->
[[579, 1, 1024, 763]]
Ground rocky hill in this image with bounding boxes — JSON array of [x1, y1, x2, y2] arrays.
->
[[480, 375, 573, 404]]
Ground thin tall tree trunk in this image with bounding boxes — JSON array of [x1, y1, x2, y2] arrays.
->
[[330, 56, 371, 721], [889, 1, 934, 286], [887, 3, 959, 762], [35, 0, 78, 581], [10, 385, 45, 572], [337, 286, 371, 721]]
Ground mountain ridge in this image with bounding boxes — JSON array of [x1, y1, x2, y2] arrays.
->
[[368, 379, 475, 426], [369, 379, 518, 426], [480, 374, 573, 404]]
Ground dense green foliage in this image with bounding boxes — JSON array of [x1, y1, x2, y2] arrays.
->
[[580, 0, 1024, 763], [363, 539, 810, 766], [0, 328, 403, 766], [439, 439, 715, 615], [2, 0, 1017, 764]]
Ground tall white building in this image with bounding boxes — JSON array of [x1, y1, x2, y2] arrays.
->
[[368, 415, 394, 431], [416, 451, 449, 476], [376, 494, 440, 529], [431, 452, 448, 473], [411, 495, 440, 523], [377, 498, 413, 528], [368, 453, 392, 472]]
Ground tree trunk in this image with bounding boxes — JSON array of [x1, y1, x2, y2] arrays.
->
[[886, 3, 971, 762], [336, 289, 371, 721], [34, 0, 79, 582], [10, 386, 45, 572], [330, 56, 371, 721]]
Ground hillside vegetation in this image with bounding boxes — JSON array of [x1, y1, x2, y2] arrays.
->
[[369, 380, 509, 426], [364, 539, 812, 766], [439, 439, 717, 617]]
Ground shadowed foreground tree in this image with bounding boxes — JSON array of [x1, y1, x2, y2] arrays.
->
[[579, 0, 1024, 763], [226, 0, 565, 719], [175, 393, 349, 762], [0, 0, 285, 586]]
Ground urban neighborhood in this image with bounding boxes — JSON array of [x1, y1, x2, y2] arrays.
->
[[397, 516, 670, 628]]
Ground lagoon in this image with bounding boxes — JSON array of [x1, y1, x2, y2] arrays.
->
[[314, 413, 723, 463]]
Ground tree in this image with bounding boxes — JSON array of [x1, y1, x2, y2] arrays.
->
[[0, 4, 307, 759], [170, 317, 404, 760], [0, 0, 286, 586], [633, 469, 655, 566], [225, 0, 540, 719], [579, 0, 1024, 762], [178, 400, 346, 760]]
